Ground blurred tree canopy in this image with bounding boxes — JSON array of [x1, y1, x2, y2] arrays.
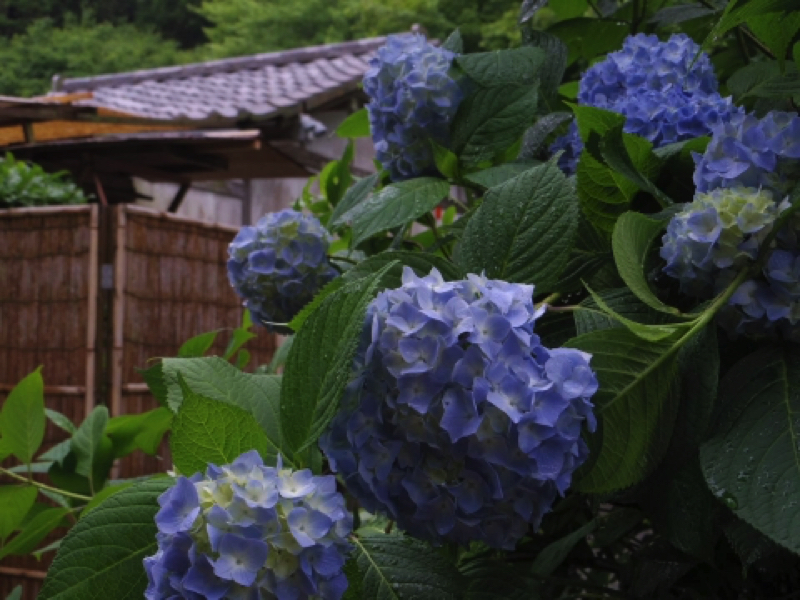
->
[[0, 0, 569, 97]]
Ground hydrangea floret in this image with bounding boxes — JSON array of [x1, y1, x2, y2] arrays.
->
[[364, 33, 463, 181], [227, 209, 338, 331], [551, 33, 740, 174], [320, 267, 597, 550], [144, 451, 353, 600], [660, 187, 782, 297], [693, 110, 800, 198]]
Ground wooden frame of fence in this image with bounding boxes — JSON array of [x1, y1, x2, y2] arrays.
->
[[0, 204, 277, 599]]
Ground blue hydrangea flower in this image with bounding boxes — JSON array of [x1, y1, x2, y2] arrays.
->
[[578, 33, 718, 108], [693, 111, 800, 198], [319, 267, 598, 550], [660, 187, 781, 297], [227, 210, 338, 331], [144, 451, 353, 600], [550, 34, 740, 175], [364, 33, 463, 181]]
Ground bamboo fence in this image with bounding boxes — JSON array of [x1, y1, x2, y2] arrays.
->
[[0, 204, 277, 599]]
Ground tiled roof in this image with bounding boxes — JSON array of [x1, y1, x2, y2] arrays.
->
[[54, 37, 385, 124]]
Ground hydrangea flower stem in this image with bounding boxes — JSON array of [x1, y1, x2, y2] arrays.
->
[[0, 466, 92, 502]]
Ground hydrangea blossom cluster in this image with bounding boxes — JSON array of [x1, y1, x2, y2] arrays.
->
[[144, 451, 353, 600], [320, 267, 597, 550], [660, 187, 781, 297], [550, 33, 740, 174], [693, 111, 800, 197], [227, 209, 338, 331], [364, 33, 463, 181]]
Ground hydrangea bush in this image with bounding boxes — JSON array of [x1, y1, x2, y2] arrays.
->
[[145, 452, 352, 599], [550, 33, 741, 174], [13, 2, 800, 600], [227, 209, 338, 331], [321, 268, 596, 549]]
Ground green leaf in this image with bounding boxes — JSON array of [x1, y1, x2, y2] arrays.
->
[[457, 161, 579, 291], [519, 0, 548, 23], [45, 409, 76, 435], [343, 178, 449, 247], [177, 330, 219, 358], [597, 124, 672, 207], [265, 336, 294, 374], [461, 559, 540, 599], [795, 41, 800, 70], [38, 478, 172, 600], [532, 519, 597, 576], [723, 517, 779, 571], [80, 482, 136, 518], [0, 437, 10, 461], [342, 251, 463, 288], [32, 538, 62, 560], [649, 5, 716, 26], [701, 0, 798, 55], [0, 507, 70, 560], [70, 406, 108, 483], [518, 113, 572, 160], [452, 85, 539, 166], [565, 328, 681, 493], [105, 408, 172, 458], [0, 485, 38, 542], [456, 47, 544, 88], [171, 374, 272, 476], [573, 106, 663, 232], [330, 172, 381, 228], [592, 508, 643, 548], [351, 532, 462, 599], [336, 109, 370, 138], [281, 265, 395, 455], [612, 212, 686, 317], [223, 309, 256, 361], [0, 366, 45, 465], [575, 288, 679, 335], [5, 586, 21, 600], [431, 140, 459, 180], [322, 143, 354, 207], [39, 439, 71, 467], [700, 346, 800, 554], [580, 286, 686, 341], [156, 357, 286, 464], [667, 325, 719, 466], [644, 460, 716, 562], [748, 12, 800, 70], [464, 162, 539, 189], [520, 28, 568, 110], [442, 29, 464, 54], [288, 278, 346, 333], [137, 362, 169, 408], [728, 61, 800, 99]]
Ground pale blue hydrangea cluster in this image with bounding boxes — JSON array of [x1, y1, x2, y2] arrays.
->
[[693, 111, 800, 197], [320, 267, 597, 550], [662, 110, 800, 340], [144, 452, 352, 600], [660, 188, 782, 297], [364, 33, 463, 181], [227, 210, 338, 331], [551, 33, 740, 174]]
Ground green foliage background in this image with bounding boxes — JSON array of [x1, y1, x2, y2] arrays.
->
[[0, 0, 564, 97]]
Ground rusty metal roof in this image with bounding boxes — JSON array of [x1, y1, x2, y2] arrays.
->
[[54, 37, 384, 125]]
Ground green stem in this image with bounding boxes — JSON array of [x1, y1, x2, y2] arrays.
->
[[546, 305, 578, 313], [0, 466, 92, 502], [329, 255, 359, 265], [536, 293, 562, 310], [429, 219, 453, 260]]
